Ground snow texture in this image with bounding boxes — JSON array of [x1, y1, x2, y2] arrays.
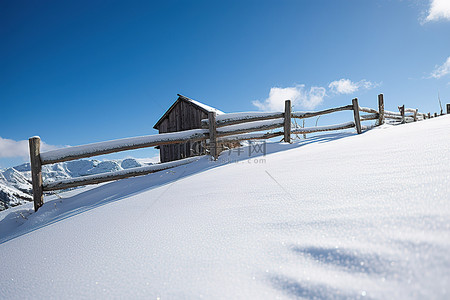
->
[[1, 116, 450, 299]]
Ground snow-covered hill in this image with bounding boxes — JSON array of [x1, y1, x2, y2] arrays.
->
[[0, 158, 154, 210], [1, 116, 449, 299]]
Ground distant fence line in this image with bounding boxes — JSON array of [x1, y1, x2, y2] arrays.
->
[[29, 94, 446, 211]]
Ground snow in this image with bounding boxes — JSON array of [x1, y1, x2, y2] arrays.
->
[[217, 118, 285, 134], [184, 97, 224, 115], [40, 129, 207, 163], [1, 116, 450, 299], [203, 111, 284, 125], [384, 110, 402, 116]]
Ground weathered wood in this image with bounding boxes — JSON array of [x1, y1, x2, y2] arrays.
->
[[384, 114, 403, 120], [43, 157, 199, 191], [413, 109, 418, 122], [359, 107, 378, 114], [384, 110, 401, 116], [447, 104, 450, 114], [40, 129, 208, 165], [153, 95, 224, 162], [398, 105, 405, 124], [218, 131, 284, 143], [201, 112, 284, 128], [428, 112, 431, 119], [360, 113, 379, 121], [352, 98, 362, 134], [216, 119, 284, 138], [284, 100, 291, 143], [378, 94, 384, 125], [292, 105, 353, 119], [29, 137, 43, 211], [291, 121, 355, 135], [208, 111, 218, 160]]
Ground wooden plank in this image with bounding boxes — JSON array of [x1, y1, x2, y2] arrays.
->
[[384, 110, 401, 116], [216, 119, 284, 137], [359, 107, 378, 114], [360, 113, 379, 121], [291, 121, 355, 134], [208, 111, 218, 160], [378, 94, 384, 125], [40, 129, 208, 165], [43, 157, 199, 191], [384, 114, 403, 120], [352, 98, 362, 134], [292, 105, 353, 119], [29, 137, 44, 211], [201, 112, 284, 128], [284, 100, 291, 143], [218, 131, 284, 143]]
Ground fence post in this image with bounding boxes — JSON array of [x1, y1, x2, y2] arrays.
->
[[434, 112, 438, 118], [447, 104, 450, 114], [413, 109, 418, 122], [399, 105, 405, 124], [29, 136, 43, 211], [377, 94, 384, 125], [208, 111, 218, 160], [352, 98, 362, 134], [284, 100, 291, 143], [428, 112, 431, 119]]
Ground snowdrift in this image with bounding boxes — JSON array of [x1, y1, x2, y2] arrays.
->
[[1, 116, 449, 299]]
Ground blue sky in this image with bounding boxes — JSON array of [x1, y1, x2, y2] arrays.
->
[[1, 0, 449, 168]]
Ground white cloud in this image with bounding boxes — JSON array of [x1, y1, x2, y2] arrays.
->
[[424, 0, 450, 22], [253, 78, 378, 111], [252, 85, 326, 111], [0, 137, 60, 159], [328, 79, 378, 95], [430, 56, 450, 78]]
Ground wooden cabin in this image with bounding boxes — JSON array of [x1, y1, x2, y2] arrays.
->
[[153, 94, 224, 163]]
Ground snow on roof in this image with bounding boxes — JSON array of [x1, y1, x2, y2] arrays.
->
[[179, 95, 224, 115], [153, 94, 224, 129]]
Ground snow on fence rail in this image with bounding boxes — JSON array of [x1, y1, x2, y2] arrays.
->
[[40, 129, 209, 165], [29, 94, 439, 211]]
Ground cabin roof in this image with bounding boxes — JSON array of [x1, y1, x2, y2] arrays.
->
[[153, 94, 224, 129]]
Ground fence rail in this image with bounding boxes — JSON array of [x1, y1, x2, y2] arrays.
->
[[29, 94, 444, 211]]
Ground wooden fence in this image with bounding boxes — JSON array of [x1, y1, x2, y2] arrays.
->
[[29, 94, 440, 211]]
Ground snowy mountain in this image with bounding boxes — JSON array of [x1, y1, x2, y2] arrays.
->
[[1, 116, 449, 299], [0, 158, 153, 211]]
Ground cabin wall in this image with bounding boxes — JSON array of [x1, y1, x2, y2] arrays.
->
[[157, 101, 208, 163]]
